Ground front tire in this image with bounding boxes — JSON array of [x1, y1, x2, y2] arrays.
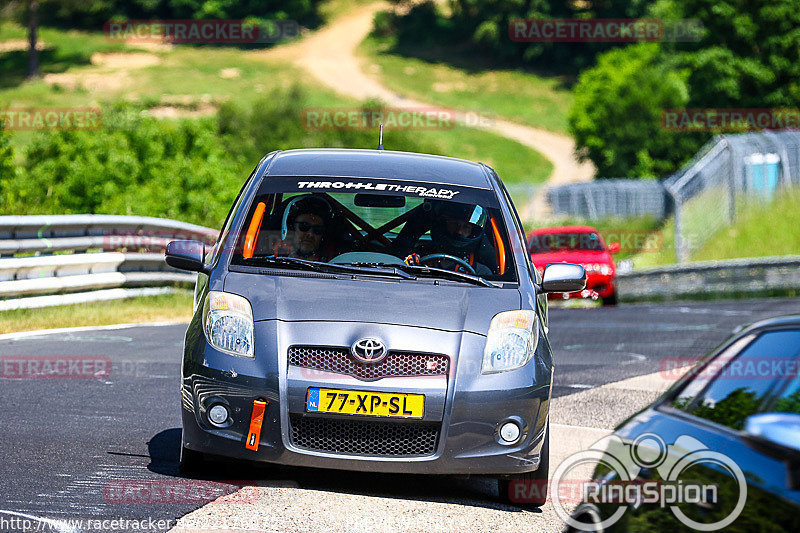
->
[[497, 422, 549, 507]]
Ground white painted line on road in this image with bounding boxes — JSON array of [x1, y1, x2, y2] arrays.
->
[[601, 365, 691, 394], [0, 320, 189, 341]]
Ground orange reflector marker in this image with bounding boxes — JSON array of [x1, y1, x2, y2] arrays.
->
[[245, 400, 268, 451], [490, 217, 506, 275], [243, 202, 267, 259]]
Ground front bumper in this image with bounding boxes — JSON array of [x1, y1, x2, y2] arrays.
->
[[180, 319, 552, 475]]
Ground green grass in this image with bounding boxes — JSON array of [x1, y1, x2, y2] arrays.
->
[[627, 190, 800, 268], [693, 191, 800, 261], [1, 23, 550, 183], [415, 124, 552, 183], [629, 217, 677, 268], [0, 291, 193, 335], [359, 34, 573, 134], [0, 22, 128, 91]]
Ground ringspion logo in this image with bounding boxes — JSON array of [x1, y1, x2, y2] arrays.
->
[[549, 433, 747, 531]]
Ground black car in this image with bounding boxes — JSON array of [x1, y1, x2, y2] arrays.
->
[[565, 315, 800, 532]]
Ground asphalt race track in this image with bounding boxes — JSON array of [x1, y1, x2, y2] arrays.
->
[[2, 298, 800, 532]]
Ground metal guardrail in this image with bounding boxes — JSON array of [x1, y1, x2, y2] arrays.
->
[[617, 255, 800, 300], [0, 214, 217, 256], [2, 216, 798, 306], [0, 215, 217, 307]]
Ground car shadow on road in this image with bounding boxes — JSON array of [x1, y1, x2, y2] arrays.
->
[[145, 428, 541, 514]]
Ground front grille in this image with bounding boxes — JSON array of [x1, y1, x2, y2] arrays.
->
[[288, 345, 449, 379], [289, 414, 439, 456]]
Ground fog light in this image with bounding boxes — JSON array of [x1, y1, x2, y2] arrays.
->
[[499, 421, 521, 443], [208, 403, 229, 426]]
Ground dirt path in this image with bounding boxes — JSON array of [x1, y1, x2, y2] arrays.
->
[[261, 3, 594, 195]]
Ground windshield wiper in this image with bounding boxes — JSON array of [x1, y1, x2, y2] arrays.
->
[[245, 256, 415, 279], [349, 262, 494, 288]]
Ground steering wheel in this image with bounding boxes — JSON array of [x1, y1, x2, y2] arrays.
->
[[420, 254, 476, 275]]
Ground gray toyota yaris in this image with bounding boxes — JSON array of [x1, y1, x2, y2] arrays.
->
[[166, 148, 585, 506]]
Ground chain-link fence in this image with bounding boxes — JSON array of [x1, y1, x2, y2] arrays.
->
[[664, 131, 800, 262], [546, 179, 668, 220], [506, 131, 800, 264], [505, 180, 667, 223]]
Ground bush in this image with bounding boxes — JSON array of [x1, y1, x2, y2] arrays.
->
[[5, 106, 241, 227], [2, 86, 439, 228]]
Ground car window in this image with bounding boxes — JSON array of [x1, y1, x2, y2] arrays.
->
[[671, 330, 800, 429], [228, 177, 517, 283], [207, 168, 258, 266], [528, 232, 604, 253]]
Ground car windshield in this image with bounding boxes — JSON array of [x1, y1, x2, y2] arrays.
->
[[228, 177, 516, 283], [528, 232, 604, 253]]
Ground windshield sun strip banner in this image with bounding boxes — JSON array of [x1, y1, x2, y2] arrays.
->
[[255, 176, 500, 207]]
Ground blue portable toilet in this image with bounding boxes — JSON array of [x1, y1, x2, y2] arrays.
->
[[745, 153, 780, 197]]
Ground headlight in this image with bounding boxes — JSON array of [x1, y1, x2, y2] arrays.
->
[[599, 264, 612, 276], [482, 310, 539, 374], [202, 291, 254, 358]]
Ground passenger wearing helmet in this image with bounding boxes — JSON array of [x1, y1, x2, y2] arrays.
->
[[279, 195, 334, 261], [410, 201, 493, 276]]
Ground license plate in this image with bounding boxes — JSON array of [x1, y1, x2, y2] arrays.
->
[[306, 387, 424, 418]]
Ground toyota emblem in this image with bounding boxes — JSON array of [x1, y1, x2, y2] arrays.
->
[[351, 338, 387, 364]]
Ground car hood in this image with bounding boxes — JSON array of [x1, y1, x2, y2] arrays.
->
[[529, 250, 612, 268], [223, 271, 522, 335]]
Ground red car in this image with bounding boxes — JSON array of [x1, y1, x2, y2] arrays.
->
[[527, 225, 620, 305]]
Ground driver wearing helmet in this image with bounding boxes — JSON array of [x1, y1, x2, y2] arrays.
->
[[409, 201, 493, 276], [278, 195, 334, 261]]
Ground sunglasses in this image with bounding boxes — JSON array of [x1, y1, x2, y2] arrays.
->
[[443, 216, 483, 239], [294, 221, 325, 235]]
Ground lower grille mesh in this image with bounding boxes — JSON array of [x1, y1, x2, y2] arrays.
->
[[289, 414, 439, 457]]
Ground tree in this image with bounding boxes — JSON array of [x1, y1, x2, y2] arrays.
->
[[569, 0, 800, 177], [26, 0, 38, 79], [569, 43, 700, 177]]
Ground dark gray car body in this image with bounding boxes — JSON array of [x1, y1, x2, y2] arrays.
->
[[179, 149, 553, 475]]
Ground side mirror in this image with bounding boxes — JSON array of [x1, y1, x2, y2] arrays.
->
[[743, 413, 800, 489], [541, 263, 586, 293], [742, 413, 800, 459], [608, 242, 621, 254], [165, 240, 206, 273]]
